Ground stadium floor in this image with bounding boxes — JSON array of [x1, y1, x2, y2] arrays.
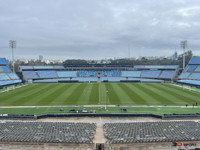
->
[[0, 83, 200, 106]]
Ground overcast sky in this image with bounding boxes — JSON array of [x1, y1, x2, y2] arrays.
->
[[0, 0, 200, 60]]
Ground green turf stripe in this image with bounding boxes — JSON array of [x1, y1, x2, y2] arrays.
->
[[64, 83, 88, 105], [88, 83, 99, 105], [76, 83, 94, 105], [10, 84, 57, 106], [107, 83, 121, 105], [58, 84, 80, 105], [32, 84, 69, 105], [165, 83, 200, 99], [0, 84, 50, 105], [127, 83, 161, 105], [49, 84, 75, 105], [99, 83, 107, 105], [0, 84, 39, 101], [153, 83, 200, 105], [139, 83, 177, 105], [116, 83, 136, 105]]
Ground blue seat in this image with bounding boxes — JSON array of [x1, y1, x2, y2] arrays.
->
[[121, 71, 141, 77], [178, 72, 190, 79], [37, 71, 57, 78], [141, 70, 161, 78], [0, 73, 10, 80], [7, 73, 19, 79], [0, 58, 8, 65], [186, 65, 197, 72], [159, 70, 175, 79], [23, 71, 39, 79], [0, 67, 3, 72], [1, 66, 11, 72], [189, 57, 200, 64], [111, 70, 120, 77], [188, 73, 200, 80], [102, 71, 110, 77], [57, 71, 77, 77], [78, 71, 88, 77], [88, 71, 97, 77], [178, 80, 200, 86], [195, 65, 200, 72]]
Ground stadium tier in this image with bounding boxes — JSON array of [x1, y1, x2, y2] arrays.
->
[[159, 70, 176, 79], [57, 71, 77, 78], [141, 70, 161, 78], [178, 56, 200, 86], [20, 65, 178, 82], [23, 71, 39, 79], [104, 121, 200, 143], [37, 71, 57, 78], [121, 71, 141, 77], [0, 122, 96, 144], [0, 58, 21, 86], [0, 58, 8, 65]]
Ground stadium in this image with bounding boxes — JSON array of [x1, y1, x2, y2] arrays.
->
[[1, 56, 200, 150]]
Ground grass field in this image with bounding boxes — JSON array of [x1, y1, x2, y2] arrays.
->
[[0, 83, 200, 106]]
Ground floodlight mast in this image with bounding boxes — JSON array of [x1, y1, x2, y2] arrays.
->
[[9, 40, 16, 72], [180, 40, 187, 69]]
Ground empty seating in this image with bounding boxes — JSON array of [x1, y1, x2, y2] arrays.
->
[[178, 80, 200, 86], [186, 65, 197, 72], [78, 70, 88, 77], [159, 70, 175, 79], [0, 122, 96, 144], [37, 71, 57, 78], [0, 80, 21, 86], [23, 71, 39, 79], [33, 66, 54, 69], [189, 57, 200, 64], [0, 58, 21, 86], [7, 73, 19, 80], [141, 70, 161, 78], [0, 67, 3, 72], [57, 71, 77, 78], [1, 66, 11, 72], [188, 73, 200, 80], [121, 71, 141, 77], [0, 58, 8, 65], [104, 121, 200, 144], [178, 72, 190, 79], [0, 73, 10, 80], [111, 70, 120, 77], [102, 71, 110, 77], [88, 71, 96, 77], [195, 65, 200, 72]]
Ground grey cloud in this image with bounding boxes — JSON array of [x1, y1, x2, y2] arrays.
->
[[0, 0, 200, 60]]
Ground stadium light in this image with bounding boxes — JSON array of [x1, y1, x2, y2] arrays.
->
[[180, 40, 187, 69], [9, 40, 16, 72]]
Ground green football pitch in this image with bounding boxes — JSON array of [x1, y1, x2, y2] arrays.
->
[[0, 83, 200, 106]]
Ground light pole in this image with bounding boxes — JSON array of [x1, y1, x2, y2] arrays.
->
[[180, 40, 187, 69], [9, 40, 16, 72]]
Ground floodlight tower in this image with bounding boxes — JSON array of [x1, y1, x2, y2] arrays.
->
[[9, 40, 16, 72], [180, 40, 187, 69]]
